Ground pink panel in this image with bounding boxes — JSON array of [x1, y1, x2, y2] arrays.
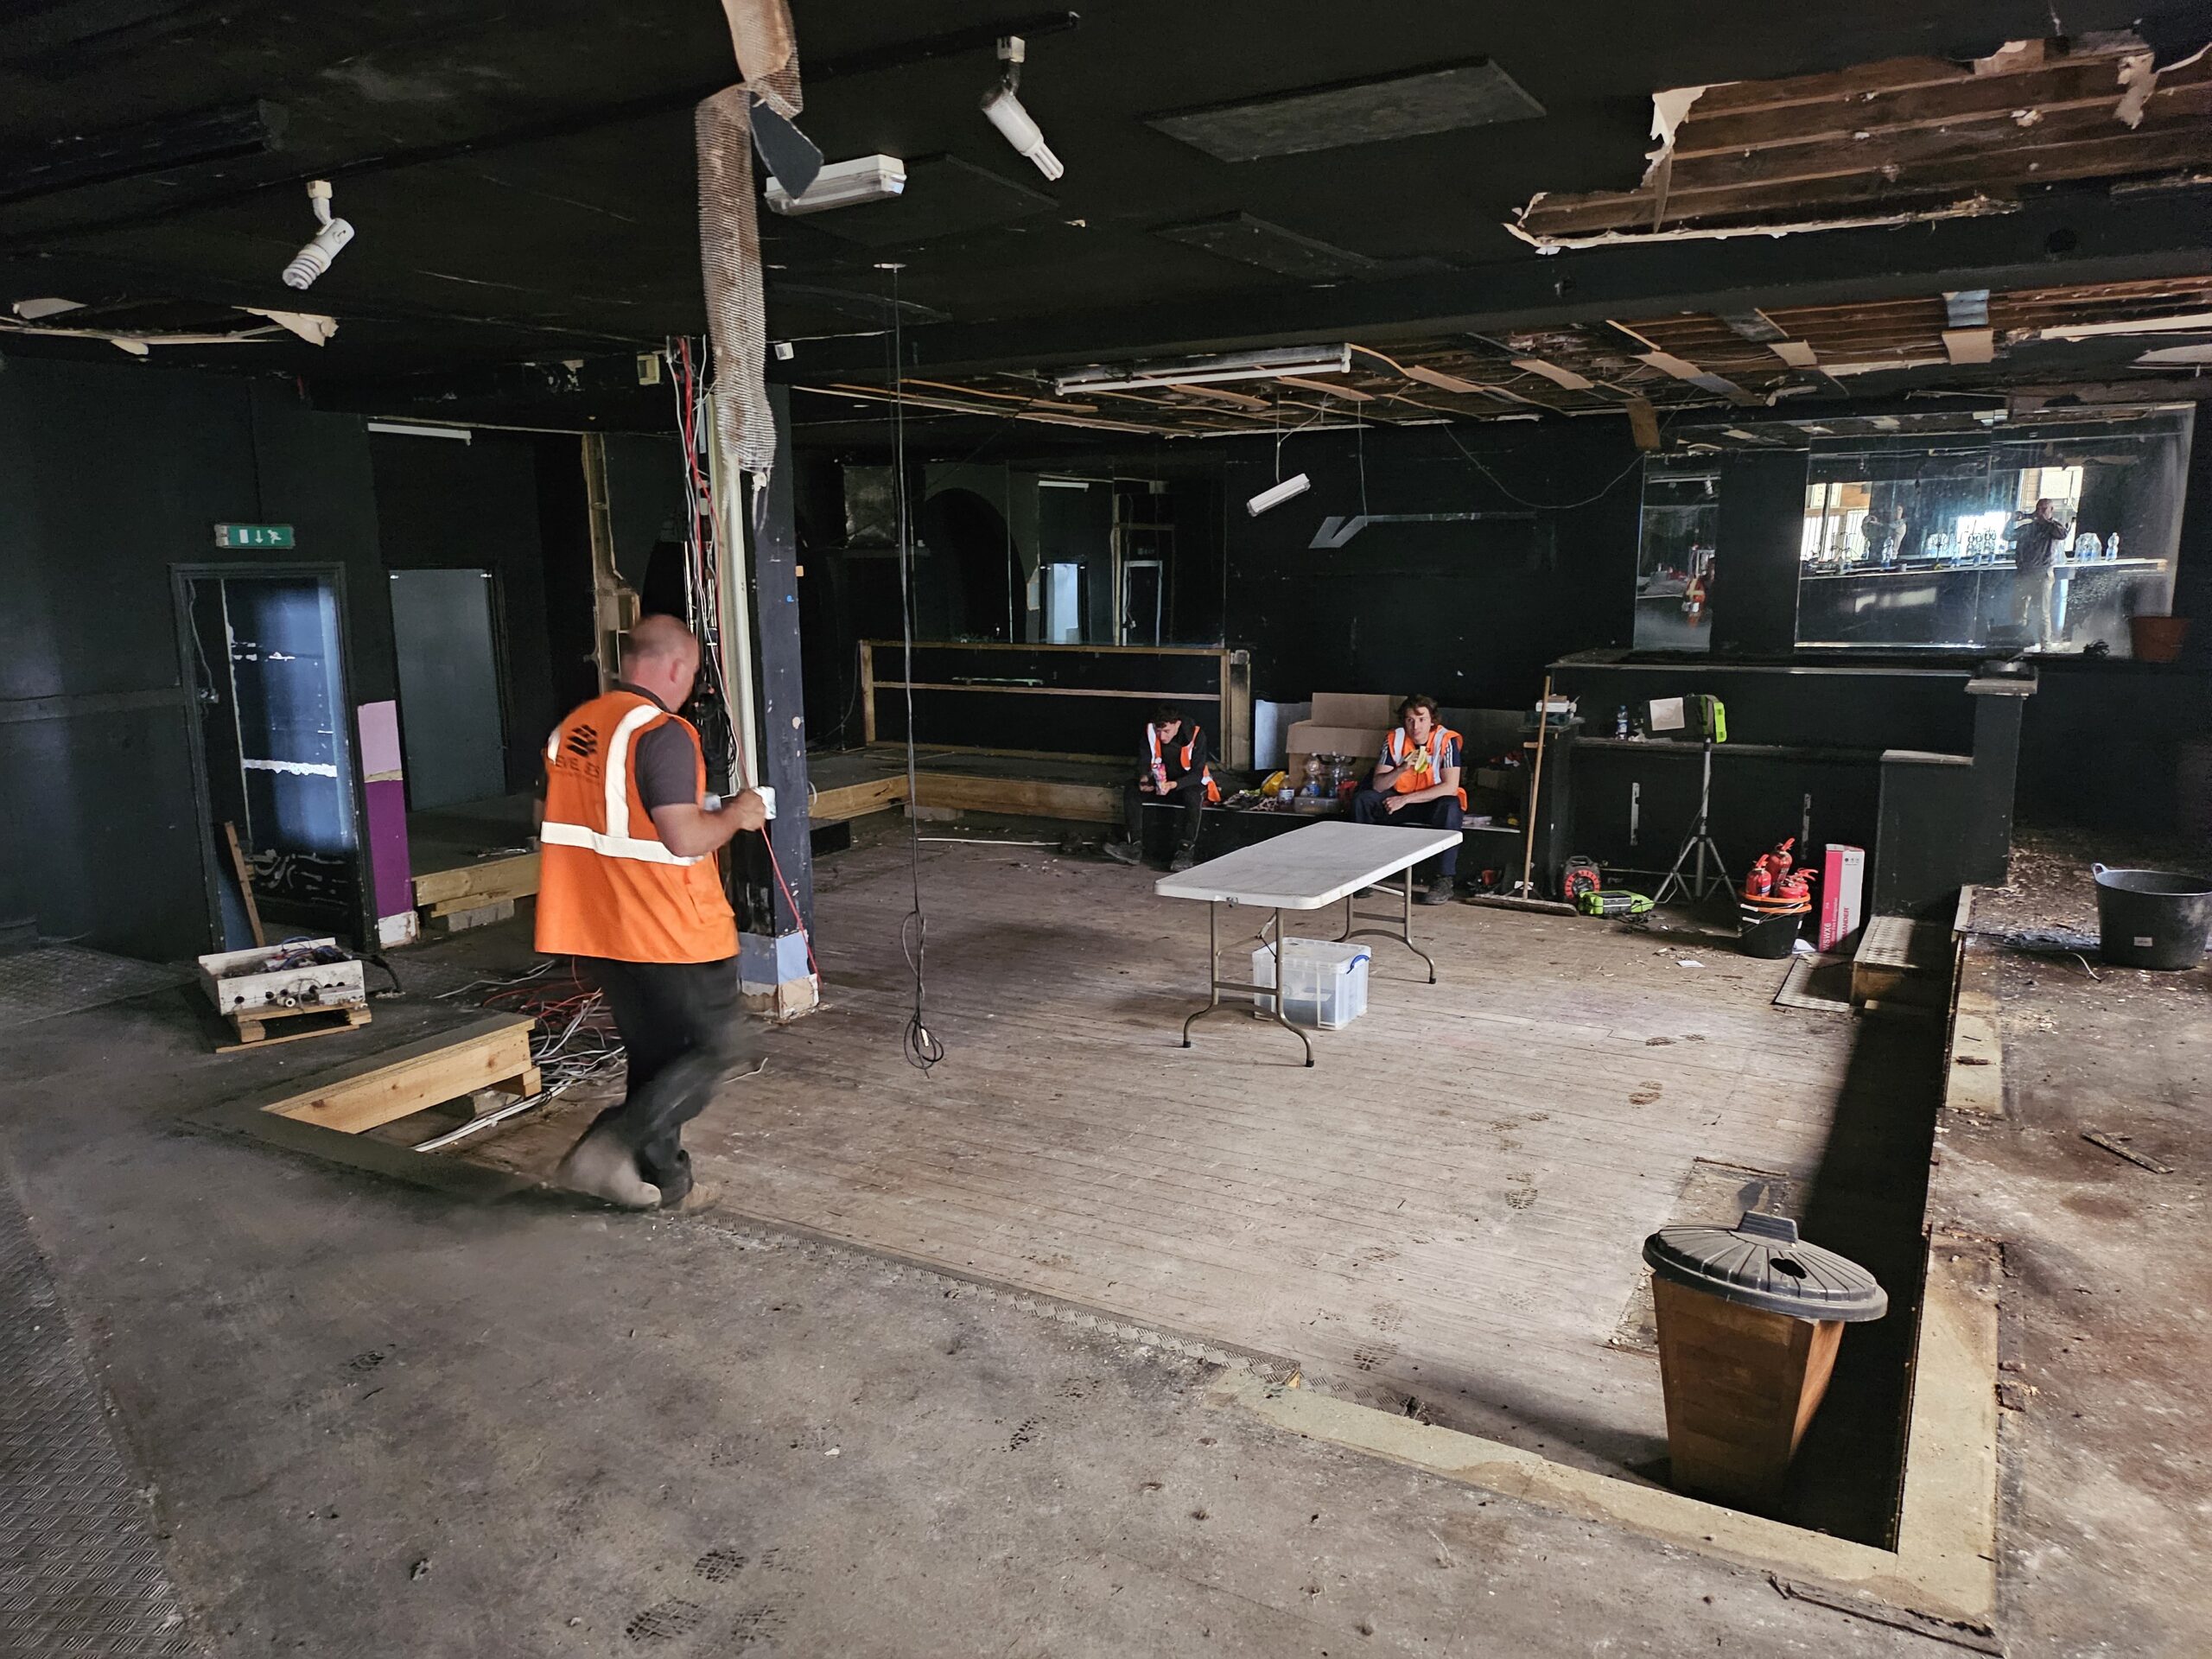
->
[[357, 699, 404, 778], [363, 779, 413, 919]]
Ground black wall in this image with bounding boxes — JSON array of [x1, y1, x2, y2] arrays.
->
[[1710, 450, 1809, 655], [1220, 421, 1643, 709], [0, 359, 391, 958], [1, 358, 594, 959]]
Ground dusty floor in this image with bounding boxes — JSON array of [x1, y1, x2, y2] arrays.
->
[[452, 831, 1934, 1547], [1934, 823, 2212, 1658], [1, 822, 2202, 1655], [3, 988, 1936, 1658]]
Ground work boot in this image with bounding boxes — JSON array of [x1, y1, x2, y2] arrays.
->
[[1102, 839, 1142, 866], [555, 1127, 660, 1211], [1168, 848, 1198, 874], [1418, 881, 1453, 906]]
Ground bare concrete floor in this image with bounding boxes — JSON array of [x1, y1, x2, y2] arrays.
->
[[1936, 826, 2212, 1658], [2, 992, 1930, 1658]]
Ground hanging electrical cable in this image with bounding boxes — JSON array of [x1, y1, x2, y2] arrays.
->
[[1436, 419, 1656, 512], [667, 333, 820, 988], [886, 264, 944, 1071]]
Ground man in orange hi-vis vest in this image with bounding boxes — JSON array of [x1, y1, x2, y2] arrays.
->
[[1351, 693, 1465, 905], [1102, 704, 1217, 872], [537, 615, 766, 1211]]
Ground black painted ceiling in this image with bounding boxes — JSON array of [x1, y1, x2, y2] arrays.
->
[[2, 1, 2208, 402]]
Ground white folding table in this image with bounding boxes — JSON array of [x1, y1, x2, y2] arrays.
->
[[1154, 821, 1461, 1066]]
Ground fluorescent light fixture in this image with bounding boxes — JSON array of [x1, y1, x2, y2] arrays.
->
[[1057, 344, 1351, 397], [366, 421, 471, 442], [765, 154, 906, 215], [1246, 473, 1311, 516]]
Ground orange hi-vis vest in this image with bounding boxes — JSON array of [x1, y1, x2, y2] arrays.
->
[[1147, 721, 1221, 804], [1382, 725, 1468, 810], [535, 689, 739, 964]]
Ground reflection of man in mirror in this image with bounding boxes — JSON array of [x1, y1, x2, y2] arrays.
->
[[1862, 503, 1904, 566], [2007, 498, 2068, 647], [1681, 543, 1713, 620]]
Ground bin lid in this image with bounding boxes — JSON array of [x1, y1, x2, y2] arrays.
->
[[1642, 1211, 1887, 1322]]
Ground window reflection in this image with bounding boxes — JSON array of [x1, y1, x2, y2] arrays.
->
[[1634, 406, 2192, 657], [1796, 410, 2187, 654], [1633, 459, 1719, 653]]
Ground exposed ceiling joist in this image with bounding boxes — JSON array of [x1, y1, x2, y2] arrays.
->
[[1512, 33, 2212, 248]]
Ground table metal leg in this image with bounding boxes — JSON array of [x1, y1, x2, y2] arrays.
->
[[1338, 868, 1440, 984], [1179, 902, 1313, 1066]]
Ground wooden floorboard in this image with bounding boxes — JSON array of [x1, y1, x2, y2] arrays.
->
[[572, 839, 1873, 1478]]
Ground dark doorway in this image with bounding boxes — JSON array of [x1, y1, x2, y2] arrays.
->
[[388, 566, 509, 810], [175, 567, 370, 950], [918, 487, 1016, 641]]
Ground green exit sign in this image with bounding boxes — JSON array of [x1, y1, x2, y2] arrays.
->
[[213, 523, 296, 550]]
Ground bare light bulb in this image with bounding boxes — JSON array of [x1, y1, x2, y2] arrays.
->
[[981, 85, 1063, 181], [282, 181, 355, 291]]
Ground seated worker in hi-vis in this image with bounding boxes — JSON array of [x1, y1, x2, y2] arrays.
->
[[1103, 704, 1218, 873], [1350, 693, 1465, 904]]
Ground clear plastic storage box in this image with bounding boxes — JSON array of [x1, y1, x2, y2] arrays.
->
[[1251, 938, 1372, 1029]]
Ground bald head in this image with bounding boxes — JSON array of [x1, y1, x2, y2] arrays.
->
[[620, 615, 701, 709]]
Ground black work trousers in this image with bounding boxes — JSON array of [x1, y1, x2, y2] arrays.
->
[[1351, 789, 1463, 879], [578, 955, 752, 1199], [1125, 775, 1207, 854]]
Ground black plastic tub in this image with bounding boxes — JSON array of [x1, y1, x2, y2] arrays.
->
[[2094, 864, 2212, 970], [1738, 908, 1804, 959]]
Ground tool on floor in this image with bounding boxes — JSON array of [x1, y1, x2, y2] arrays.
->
[[1577, 888, 1654, 918]]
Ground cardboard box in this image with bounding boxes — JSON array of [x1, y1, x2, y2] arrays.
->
[[1818, 844, 1866, 952], [1311, 692, 1398, 728], [1286, 721, 1389, 784]]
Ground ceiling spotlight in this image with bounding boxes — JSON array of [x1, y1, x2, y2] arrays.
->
[[281, 180, 353, 290], [766, 153, 906, 215], [982, 35, 1063, 181], [1246, 473, 1311, 517]]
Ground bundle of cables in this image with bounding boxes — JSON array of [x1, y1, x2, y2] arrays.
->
[[412, 960, 628, 1153]]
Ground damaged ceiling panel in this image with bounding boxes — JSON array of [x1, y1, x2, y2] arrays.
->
[[1513, 32, 2212, 248], [800, 273, 2212, 441]]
